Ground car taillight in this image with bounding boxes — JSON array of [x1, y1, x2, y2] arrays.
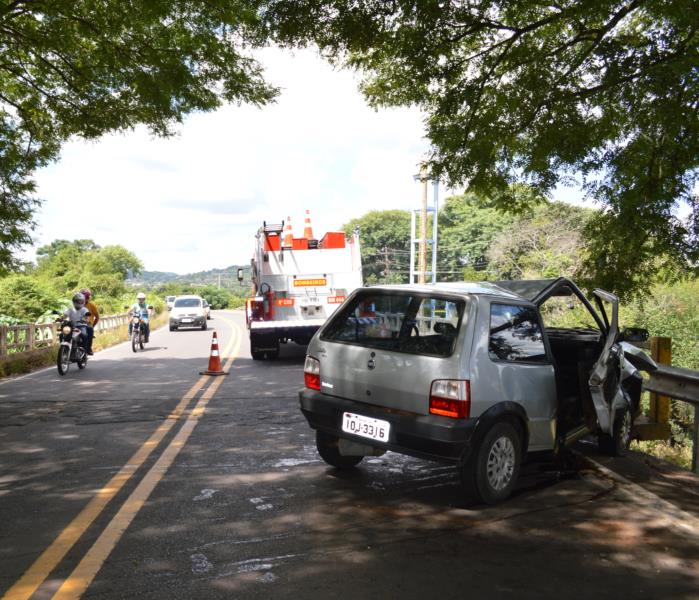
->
[[429, 380, 470, 418], [304, 356, 320, 390]]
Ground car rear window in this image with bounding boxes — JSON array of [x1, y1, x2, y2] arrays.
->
[[321, 291, 465, 357], [174, 298, 201, 308]]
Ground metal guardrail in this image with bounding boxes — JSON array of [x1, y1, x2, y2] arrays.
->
[[644, 364, 699, 406], [642, 364, 699, 474], [0, 313, 131, 358]]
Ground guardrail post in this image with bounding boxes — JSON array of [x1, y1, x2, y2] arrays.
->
[[0, 324, 7, 357], [649, 337, 672, 425], [27, 325, 35, 352], [693, 407, 699, 475]]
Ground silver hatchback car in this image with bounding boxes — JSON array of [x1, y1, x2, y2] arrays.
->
[[299, 278, 655, 504]]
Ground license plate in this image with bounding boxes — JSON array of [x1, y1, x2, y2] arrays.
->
[[342, 412, 390, 442], [181, 318, 193, 323]]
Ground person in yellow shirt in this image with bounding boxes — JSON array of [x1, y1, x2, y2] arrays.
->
[[80, 288, 100, 355]]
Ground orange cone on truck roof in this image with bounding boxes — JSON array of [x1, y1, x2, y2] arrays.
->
[[283, 216, 293, 248], [303, 209, 314, 240]]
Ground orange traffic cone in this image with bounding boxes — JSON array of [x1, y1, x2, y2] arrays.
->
[[303, 209, 314, 239], [283, 216, 293, 247], [200, 331, 228, 376]]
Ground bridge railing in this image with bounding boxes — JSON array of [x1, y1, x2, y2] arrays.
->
[[0, 313, 130, 358]]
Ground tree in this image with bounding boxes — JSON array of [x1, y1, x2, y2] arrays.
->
[[0, 274, 64, 322], [0, 1, 278, 271], [99, 246, 143, 279], [266, 0, 699, 297], [343, 209, 411, 283], [438, 192, 514, 281], [487, 202, 594, 281]]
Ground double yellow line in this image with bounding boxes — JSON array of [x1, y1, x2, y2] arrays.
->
[[3, 319, 242, 600]]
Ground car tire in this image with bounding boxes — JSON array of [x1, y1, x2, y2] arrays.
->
[[201, 322, 207, 331], [461, 422, 521, 505], [169, 325, 177, 332], [316, 430, 363, 469], [598, 406, 633, 457]]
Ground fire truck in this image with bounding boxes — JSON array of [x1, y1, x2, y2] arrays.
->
[[245, 213, 363, 359]]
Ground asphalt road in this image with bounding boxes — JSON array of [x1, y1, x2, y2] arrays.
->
[[1, 310, 699, 599]]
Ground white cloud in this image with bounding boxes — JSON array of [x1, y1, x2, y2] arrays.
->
[[29, 47, 432, 273]]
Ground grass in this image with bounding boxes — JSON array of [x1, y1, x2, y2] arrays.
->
[[631, 439, 694, 470], [0, 311, 170, 379]]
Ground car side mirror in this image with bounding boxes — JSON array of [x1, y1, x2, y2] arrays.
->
[[237, 268, 244, 283], [619, 327, 649, 343]]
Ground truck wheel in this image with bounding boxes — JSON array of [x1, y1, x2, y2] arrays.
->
[[598, 406, 633, 456], [460, 422, 521, 505], [316, 431, 363, 469], [266, 340, 280, 360]]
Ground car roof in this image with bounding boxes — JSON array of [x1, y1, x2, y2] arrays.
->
[[366, 281, 528, 301], [175, 295, 202, 300], [366, 278, 578, 303]]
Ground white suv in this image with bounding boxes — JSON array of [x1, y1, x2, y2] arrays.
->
[[169, 295, 207, 331]]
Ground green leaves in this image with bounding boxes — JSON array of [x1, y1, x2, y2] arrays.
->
[[266, 0, 699, 297], [342, 209, 411, 283], [0, 0, 279, 271]]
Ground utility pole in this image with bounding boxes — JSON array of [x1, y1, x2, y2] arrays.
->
[[418, 165, 428, 284], [382, 246, 391, 283], [410, 165, 438, 284]]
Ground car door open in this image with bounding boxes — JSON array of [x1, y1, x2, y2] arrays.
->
[[588, 289, 623, 434]]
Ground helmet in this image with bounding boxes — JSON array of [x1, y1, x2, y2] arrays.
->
[[137, 292, 146, 304], [72, 292, 86, 310], [79, 288, 91, 301]]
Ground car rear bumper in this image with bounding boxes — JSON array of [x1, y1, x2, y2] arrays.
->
[[299, 388, 478, 464]]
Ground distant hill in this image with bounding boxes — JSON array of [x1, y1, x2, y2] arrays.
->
[[127, 265, 251, 288]]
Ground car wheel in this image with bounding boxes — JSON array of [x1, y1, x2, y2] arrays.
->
[[169, 325, 177, 331], [461, 422, 521, 505], [316, 430, 363, 469], [598, 406, 633, 457], [201, 321, 207, 331]]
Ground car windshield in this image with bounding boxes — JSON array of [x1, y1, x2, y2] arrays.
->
[[174, 298, 201, 308], [321, 291, 465, 357]]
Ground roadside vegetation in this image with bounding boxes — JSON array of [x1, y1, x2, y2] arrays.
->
[[0, 240, 246, 377], [344, 195, 699, 469]]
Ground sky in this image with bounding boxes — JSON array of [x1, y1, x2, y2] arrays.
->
[[28, 47, 436, 274]]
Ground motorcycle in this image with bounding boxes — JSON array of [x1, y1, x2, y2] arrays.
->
[[56, 316, 89, 375], [129, 310, 148, 353]]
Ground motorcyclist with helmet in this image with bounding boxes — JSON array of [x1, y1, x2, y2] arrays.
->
[[63, 293, 91, 351], [79, 288, 99, 355], [128, 292, 151, 343]]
